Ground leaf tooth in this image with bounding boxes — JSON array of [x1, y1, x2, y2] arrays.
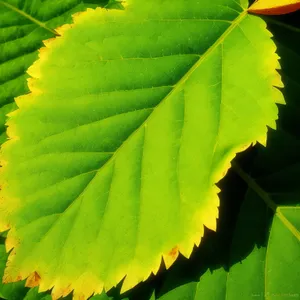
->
[[197, 195, 219, 232], [61, 283, 73, 297], [121, 255, 162, 293], [25, 271, 41, 288], [257, 130, 268, 147], [163, 246, 179, 269], [274, 53, 282, 70], [26, 78, 42, 95], [273, 72, 284, 88], [178, 228, 204, 258], [42, 37, 56, 47], [27, 60, 42, 79], [55, 24, 73, 36], [272, 87, 285, 105], [68, 272, 103, 300]]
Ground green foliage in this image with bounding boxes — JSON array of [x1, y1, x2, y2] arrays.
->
[[0, 0, 110, 144], [0, 1, 299, 300]]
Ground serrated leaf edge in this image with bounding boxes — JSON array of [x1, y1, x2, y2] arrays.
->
[[0, 6, 285, 300]]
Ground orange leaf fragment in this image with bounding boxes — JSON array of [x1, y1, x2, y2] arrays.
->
[[248, 0, 300, 15], [25, 271, 41, 288]]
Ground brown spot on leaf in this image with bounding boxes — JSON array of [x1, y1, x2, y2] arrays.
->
[[16, 275, 22, 281], [168, 246, 179, 259], [25, 271, 41, 287], [62, 284, 73, 297], [221, 169, 227, 178], [38, 47, 47, 55], [3, 274, 12, 283]]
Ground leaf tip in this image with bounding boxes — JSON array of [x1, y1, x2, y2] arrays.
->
[[163, 246, 179, 269]]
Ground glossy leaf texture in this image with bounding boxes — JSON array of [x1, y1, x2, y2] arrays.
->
[[0, 0, 284, 299], [249, 0, 300, 15], [0, 0, 110, 145], [151, 16, 300, 300]]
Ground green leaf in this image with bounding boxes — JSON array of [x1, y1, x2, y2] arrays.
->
[[0, 2, 111, 298], [0, 0, 284, 299], [89, 292, 116, 300], [0, 243, 27, 300], [23, 287, 52, 300], [0, 0, 110, 144], [104, 0, 125, 10], [154, 16, 300, 300]]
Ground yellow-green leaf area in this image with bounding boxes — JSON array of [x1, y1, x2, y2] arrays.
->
[[0, 0, 284, 299]]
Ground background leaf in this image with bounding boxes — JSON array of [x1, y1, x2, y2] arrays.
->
[[0, 0, 110, 145], [249, 0, 300, 15]]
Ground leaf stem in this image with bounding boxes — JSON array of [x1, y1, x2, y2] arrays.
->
[[231, 161, 277, 212], [232, 162, 300, 241]]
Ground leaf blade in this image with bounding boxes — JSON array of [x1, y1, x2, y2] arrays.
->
[[0, 1, 284, 299]]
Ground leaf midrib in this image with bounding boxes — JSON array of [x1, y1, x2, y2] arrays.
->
[[0, 0, 58, 35], [89, 9, 248, 180], [21, 8, 249, 234]]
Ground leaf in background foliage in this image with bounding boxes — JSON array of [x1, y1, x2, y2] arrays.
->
[[104, 0, 125, 10], [0, 0, 284, 299], [23, 287, 52, 300], [89, 293, 120, 300], [0, 241, 27, 300], [249, 0, 300, 15], [153, 16, 300, 300], [0, 0, 110, 145], [0, 235, 54, 299]]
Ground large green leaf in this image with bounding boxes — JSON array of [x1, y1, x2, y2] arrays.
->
[[152, 15, 300, 300], [0, 0, 111, 145], [0, 0, 284, 299]]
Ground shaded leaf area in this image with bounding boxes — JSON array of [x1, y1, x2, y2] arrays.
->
[[0, 0, 110, 145], [122, 13, 300, 300], [83, 0, 124, 9], [0, 0, 285, 298]]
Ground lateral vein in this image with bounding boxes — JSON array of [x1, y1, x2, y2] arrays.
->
[[0, 0, 59, 36]]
